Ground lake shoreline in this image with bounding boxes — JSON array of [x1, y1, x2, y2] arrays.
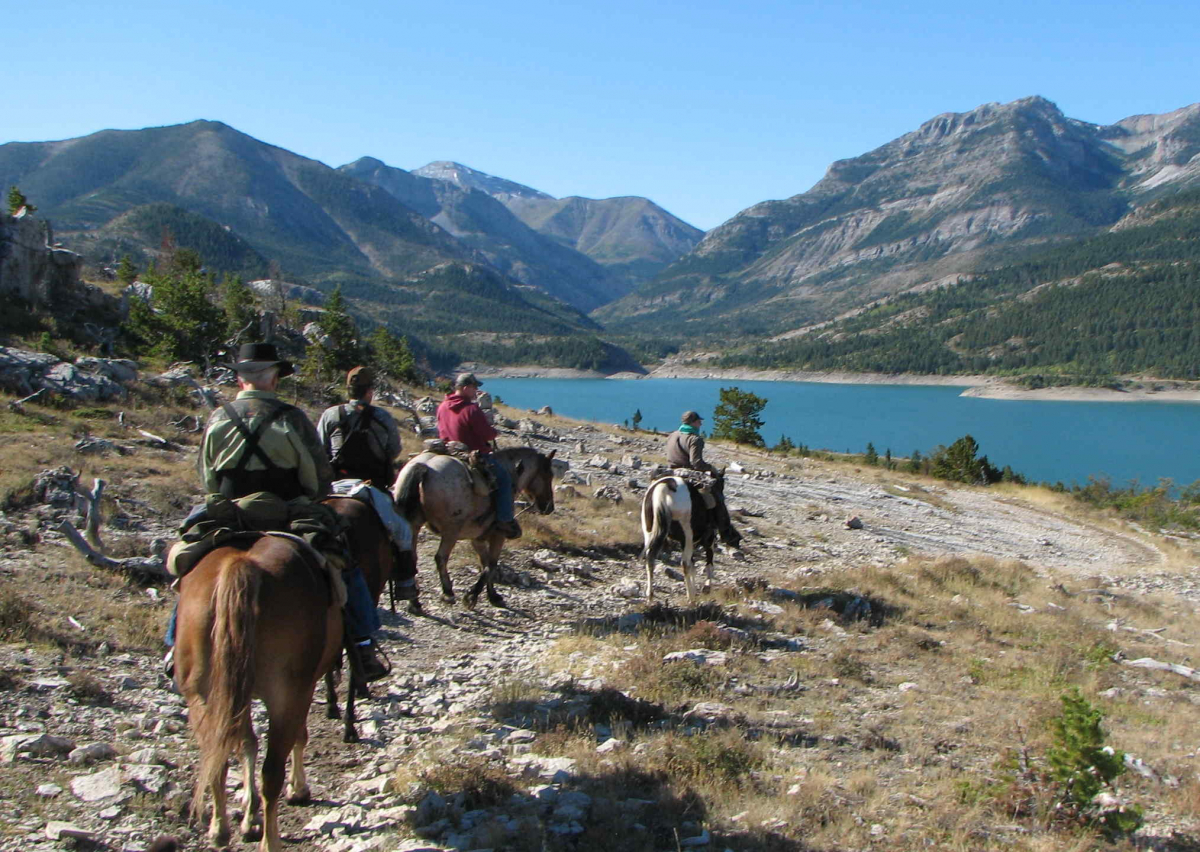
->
[[470, 364, 1200, 404]]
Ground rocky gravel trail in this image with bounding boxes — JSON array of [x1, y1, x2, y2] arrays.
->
[[2, 411, 1196, 851]]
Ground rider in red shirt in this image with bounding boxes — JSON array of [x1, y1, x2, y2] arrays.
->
[[436, 373, 521, 538]]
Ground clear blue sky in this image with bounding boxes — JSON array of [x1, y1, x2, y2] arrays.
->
[[7, 0, 1198, 230]]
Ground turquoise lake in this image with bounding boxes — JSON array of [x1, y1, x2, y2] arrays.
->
[[484, 377, 1199, 489]]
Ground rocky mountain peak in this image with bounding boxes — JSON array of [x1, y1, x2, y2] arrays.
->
[[413, 161, 553, 202]]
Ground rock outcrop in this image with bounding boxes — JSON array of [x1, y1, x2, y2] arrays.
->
[[0, 213, 95, 314]]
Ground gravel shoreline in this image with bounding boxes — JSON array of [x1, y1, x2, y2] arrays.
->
[[470, 364, 1200, 403]]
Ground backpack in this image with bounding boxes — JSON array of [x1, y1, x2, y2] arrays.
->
[[331, 404, 393, 486]]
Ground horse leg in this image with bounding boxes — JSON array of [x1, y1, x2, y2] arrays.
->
[[465, 537, 503, 609], [484, 536, 506, 607], [434, 536, 457, 604], [207, 757, 231, 848], [286, 719, 312, 805], [239, 719, 262, 841], [703, 543, 716, 591], [342, 648, 360, 744], [644, 533, 663, 602], [259, 700, 307, 852], [324, 670, 341, 720], [681, 527, 697, 601]]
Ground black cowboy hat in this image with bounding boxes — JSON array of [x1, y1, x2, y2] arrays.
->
[[228, 342, 295, 378]]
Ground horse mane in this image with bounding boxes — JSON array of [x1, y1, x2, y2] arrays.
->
[[191, 553, 260, 821]]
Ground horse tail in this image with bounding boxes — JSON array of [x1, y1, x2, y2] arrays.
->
[[191, 555, 259, 820], [643, 479, 676, 556], [393, 462, 428, 521]]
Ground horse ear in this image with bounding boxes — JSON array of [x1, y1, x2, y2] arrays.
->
[[547, 450, 556, 460], [515, 460, 526, 477]]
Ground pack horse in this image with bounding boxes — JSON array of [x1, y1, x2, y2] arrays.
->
[[640, 473, 742, 601]]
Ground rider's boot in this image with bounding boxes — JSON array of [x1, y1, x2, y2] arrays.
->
[[354, 639, 390, 682], [492, 519, 521, 539]]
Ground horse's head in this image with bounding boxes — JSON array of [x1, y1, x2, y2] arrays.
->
[[514, 448, 556, 515]]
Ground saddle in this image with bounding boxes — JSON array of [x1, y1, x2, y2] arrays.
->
[[671, 468, 718, 510], [166, 528, 347, 608], [421, 440, 495, 497]]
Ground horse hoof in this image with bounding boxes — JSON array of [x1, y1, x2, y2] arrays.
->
[[242, 825, 263, 842], [344, 729, 360, 744], [325, 706, 340, 720], [463, 593, 479, 611], [287, 787, 312, 806], [441, 592, 456, 605], [209, 828, 231, 847], [487, 592, 506, 608], [407, 599, 424, 616]]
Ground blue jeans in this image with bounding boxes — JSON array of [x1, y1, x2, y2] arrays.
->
[[483, 455, 514, 522]]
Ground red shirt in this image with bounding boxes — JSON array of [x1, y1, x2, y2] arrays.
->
[[436, 392, 497, 453]]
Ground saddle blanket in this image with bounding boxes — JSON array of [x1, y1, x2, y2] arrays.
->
[[330, 479, 414, 551]]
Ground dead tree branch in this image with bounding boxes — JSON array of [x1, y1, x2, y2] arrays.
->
[[1120, 655, 1200, 682], [57, 520, 170, 583]]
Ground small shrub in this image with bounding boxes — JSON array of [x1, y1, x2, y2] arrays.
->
[[1046, 688, 1142, 836], [0, 587, 34, 639], [67, 671, 114, 706], [659, 729, 763, 788], [418, 757, 517, 809]]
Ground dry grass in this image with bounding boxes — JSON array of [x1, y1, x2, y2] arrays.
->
[[535, 551, 1200, 850], [521, 486, 644, 555]]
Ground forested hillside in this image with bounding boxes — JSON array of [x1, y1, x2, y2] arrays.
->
[[721, 191, 1200, 380]]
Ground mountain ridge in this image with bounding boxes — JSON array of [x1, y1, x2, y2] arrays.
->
[[599, 96, 1200, 336]]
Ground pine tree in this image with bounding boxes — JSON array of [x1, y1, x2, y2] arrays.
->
[[116, 255, 138, 286], [367, 326, 420, 384], [222, 274, 257, 341], [711, 387, 767, 447], [7, 186, 35, 215], [632, 409, 643, 431], [314, 286, 361, 372]]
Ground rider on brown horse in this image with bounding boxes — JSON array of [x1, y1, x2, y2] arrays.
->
[[318, 366, 418, 604], [435, 373, 521, 539], [167, 343, 388, 681]]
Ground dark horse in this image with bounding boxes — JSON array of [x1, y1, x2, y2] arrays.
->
[[175, 536, 341, 852], [321, 495, 412, 742], [392, 446, 556, 609], [641, 472, 742, 601]]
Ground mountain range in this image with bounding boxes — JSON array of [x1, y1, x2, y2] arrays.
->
[[4, 97, 1200, 376], [599, 97, 1200, 338]]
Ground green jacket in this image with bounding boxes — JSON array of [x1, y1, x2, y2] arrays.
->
[[199, 390, 334, 500]]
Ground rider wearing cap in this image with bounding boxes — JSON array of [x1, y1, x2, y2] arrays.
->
[[435, 373, 521, 539], [318, 366, 419, 606], [183, 343, 389, 681], [666, 410, 715, 474]]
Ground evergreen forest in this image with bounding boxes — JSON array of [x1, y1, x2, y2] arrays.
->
[[721, 191, 1200, 380]]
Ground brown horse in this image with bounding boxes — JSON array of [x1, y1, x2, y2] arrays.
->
[[175, 535, 341, 852], [392, 446, 556, 609], [320, 495, 413, 742]]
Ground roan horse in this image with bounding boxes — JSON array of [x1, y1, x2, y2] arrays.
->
[[641, 472, 742, 601], [320, 495, 412, 742], [175, 535, 341, 852], [392, 446, 556, 609]]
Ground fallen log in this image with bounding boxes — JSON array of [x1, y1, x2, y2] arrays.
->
[[1120, 655, 1200, 682], [57, 520, 170, 583]]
